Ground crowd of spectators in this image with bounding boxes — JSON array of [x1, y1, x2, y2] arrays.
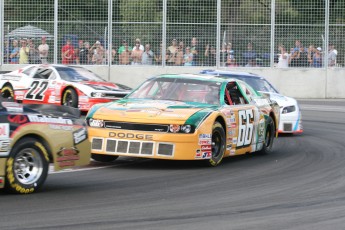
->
[[2, 36, 339, 68], [276, 39, 338, 68]]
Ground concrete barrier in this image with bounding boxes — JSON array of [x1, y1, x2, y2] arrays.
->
[[1, 64, 344, 99]]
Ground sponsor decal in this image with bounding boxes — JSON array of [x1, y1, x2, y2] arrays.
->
[[230, 149, 236, 155], [230, 115, 236, 123], [57, 147, 80, 167], [195, 150, 202, 159], [49, 124, 73, 131], [226, 144, 232, 150], [232, 137, 238, 144], [73, 127, 87, 145], [48, 96, 56, 103], [28, 115, 73, 125], [201, 145, 212, 151], [0, 139, 11, 152], [2, 102, 24, 113], [199, 134, 211, 139], [198, 140, 212, 145], [0, 124, 10, 138], [231, 123, 237, 128], [109, 132, 153, 140], [14, 90, 25, 96], [0, 177, 3, 186], [79, 96, 89, 102], [202, 151, 212, 159], [8, 115, 28, 124], [226, 118, 231, 124]]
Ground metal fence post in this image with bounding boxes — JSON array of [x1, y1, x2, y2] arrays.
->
[[270, 0, 275, 68], [54, 0, 58, 64]]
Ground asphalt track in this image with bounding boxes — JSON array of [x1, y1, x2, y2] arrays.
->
[[1, 99, 345, 230]]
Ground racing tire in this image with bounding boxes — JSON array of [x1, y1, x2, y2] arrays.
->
[[62, 88, 78, 108], [257, 116, 275, 155], [1, 85, 14, 99], [91, 154, 119, 162], [205, 122, 226, 167], [5, 138, 49, 194]]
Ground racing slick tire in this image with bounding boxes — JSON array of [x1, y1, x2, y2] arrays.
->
[[205, 122, 226, 167], [257, 116, 275, 155], [5, 138, 49, 194], [91, 153, 119, 162], [62, 88, 78, 108], [1, 85, 14, 99]]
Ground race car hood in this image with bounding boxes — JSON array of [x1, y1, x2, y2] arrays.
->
[[79, 81, 123, 90], [260, 91, 297, 107], [88, 99, 214, 124], [69, 81, 131, 97]]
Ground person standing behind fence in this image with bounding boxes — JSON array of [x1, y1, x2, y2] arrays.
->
[[61, 38, 75, 64], [183, 46, 193, 66], [10, 40, 19, 64], [190, 37, 200, 66], [167, 39, 178, 66], [297, 46, 309, 67], [142, 44, 154, 65], [243, 42, 256, 66], [38, 36, 49, 64], [79, 42, 89, 64], [19, 39, 29, 64], [328, 43, 337, 67], [119, 43, 131, 65], [277, 44, 289, 68], [131, 42, 143, 65], [28, 39, 40, 64]]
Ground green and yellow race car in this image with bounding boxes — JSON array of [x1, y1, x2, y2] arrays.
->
[[86, 74, 280, 166], [0, 102, 90, 194]]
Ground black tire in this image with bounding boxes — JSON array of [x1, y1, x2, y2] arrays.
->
[[205, 122, 226, 167], [257, 116, 275, 154], [1, 85, 14, 99], [91, 154, 119, 162], [62, 88, 78, 108], [5, 138, 49, 194]]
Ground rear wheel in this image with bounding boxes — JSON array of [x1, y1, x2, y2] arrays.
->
[[1, 85, 14, 99], [5, 138, 49, 194], [91, 154, 119, 162], [205, 122, 226, 167], [62, 88, 78, 108], [258, 116, 275, 154]]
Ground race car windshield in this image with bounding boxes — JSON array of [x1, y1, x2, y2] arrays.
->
[[128, 78, 221, 105], [230, 76, 278, 93], [56, 67, 106, 82]]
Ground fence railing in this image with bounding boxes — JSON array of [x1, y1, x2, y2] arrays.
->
[[1, 0, 344, 68]]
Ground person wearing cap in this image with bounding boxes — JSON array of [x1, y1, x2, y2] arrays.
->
[[38, 36, 49, 64], [309, 45, 322, 68]]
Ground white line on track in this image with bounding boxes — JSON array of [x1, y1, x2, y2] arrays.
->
[[300, 105, 345, 113]]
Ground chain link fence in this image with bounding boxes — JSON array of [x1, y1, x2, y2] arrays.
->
[[1, 0, 344, 68]]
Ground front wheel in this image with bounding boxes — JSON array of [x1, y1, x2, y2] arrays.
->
[[205, 122, 226, 167], [257, 116, 275, 154], [91, 154, 119, 162], [5, 138, 49, 194], [62, 88, 78, 108]]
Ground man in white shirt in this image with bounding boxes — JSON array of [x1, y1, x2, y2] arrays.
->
[[38, 36, 49, 64]]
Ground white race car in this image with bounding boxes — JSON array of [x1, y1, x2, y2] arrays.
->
[[201, 70, 303, 134], [0, 65, 132, 112]]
